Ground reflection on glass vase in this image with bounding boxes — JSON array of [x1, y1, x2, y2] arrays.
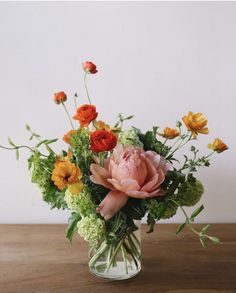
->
[[89, 220, 141, 280]]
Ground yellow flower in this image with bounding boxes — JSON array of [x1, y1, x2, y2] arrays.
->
[[51, 157, 82, 190], [182, 111, 209, 138], [208, 138, 228, 153], [95, 120, 110, 131], [95, 120, 120, 136], [63, 130, 78, 146], [68, 181, 84, 195], [158, 127, 180, 139]]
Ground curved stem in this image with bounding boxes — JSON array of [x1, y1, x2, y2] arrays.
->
[[170, 199, 201, 237], [0, 145, 47, 157], [61, 102, 74, 130], [84, 72, 92, 104]]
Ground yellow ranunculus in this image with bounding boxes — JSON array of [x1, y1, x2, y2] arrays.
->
[[158, 127, 180, 139], [182, 111, 209, 138], [208, 138, 228, 153], [68, 181, 84, 195]]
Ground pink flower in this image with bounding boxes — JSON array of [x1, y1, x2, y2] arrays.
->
[[90, 144, 171, 220]]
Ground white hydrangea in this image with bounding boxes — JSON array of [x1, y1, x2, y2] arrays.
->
[[119, 128, 143, 147]]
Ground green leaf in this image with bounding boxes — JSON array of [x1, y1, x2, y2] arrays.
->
[[66, 212, 81, 243], [45, 139, 58, 145], [191, 205, 204, 219], [176, 222, 186, 235], [199, 235, 207, 248], [36, 140, 49, 148], [124, 115, 134, 120], [208, 236, 221, 245], [25, 124, 31, 131], [201, 224, 211, 233], [16, 149, 20, 160], [176, 121, 182, 128], [8, 137, 15, 147]]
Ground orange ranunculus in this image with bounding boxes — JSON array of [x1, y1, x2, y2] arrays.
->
[[73, 104, 98, 127], [95, 120, 110, 131], [158, 127, 180, 139], [63, 130, 78, 145], [182, 111, 209, 138], [51, 158, 82, 190], [83, 61, 98, 74], [54, 91, 67, 104], [208, 138, 228, 153], [90, 130, 117, 153]]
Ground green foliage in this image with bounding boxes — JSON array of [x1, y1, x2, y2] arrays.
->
[[180, 146, 211, 173], [138, 129, 170, 157], [65, 186, 96, 216], [162, 170, 185, 196], [121, 198, 146, 221], [70, 128, 93, 175], [177, 175, 204, 207], [66, 212, 81, 242], [28, 151, 67, 209], [77, 214, 106, 245], [145, 199, 178, 233], [176, 222, 186, 235]]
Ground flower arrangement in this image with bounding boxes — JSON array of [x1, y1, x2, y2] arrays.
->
[[0, 61, 228, 280]]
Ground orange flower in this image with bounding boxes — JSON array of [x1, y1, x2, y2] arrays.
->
[[73, 104, 98, 127], [63, 130, 78, 146], [95, 120, 110, 131], [90, 130, 117, 153], [83, 61, 98, 74], [208, 138, 228, 153], [182, 111, 209, 138], [158, 127, 180, 139], [51, 158, 82, 190], [54, 91, 67, 104]]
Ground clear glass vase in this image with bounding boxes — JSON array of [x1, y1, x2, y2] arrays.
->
[[88, 221, 141, 280]]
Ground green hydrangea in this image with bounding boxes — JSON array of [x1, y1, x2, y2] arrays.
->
[[162, 201, 178, 219], [77, 214, 106, 245], [119, 128, 143, 147], [65, 186, 96, 216], [177, 180, 204, 207]]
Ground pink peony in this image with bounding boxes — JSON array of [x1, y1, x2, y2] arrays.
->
[[90, 144, 171, 220]]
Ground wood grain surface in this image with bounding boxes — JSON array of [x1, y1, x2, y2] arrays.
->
[[0, 224, 235, 293]]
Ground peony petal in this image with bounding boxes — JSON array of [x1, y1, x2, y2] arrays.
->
[[126, 190, 148, 199], [107, 178, 123, 191], [145, 151, 161, 170], [90, 163, 113, 189], [120, 178, 140, 193], [97, 190, 128, 220], [141, 173, 159, 192], [147, 188, 166, 197]]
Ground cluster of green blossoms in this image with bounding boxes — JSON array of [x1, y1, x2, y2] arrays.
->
[[65, 185, 106, 245], [65, 186, 96, 215], [119, 128, 143, 147], [177, 180, 204, 207], [77, 214, 106, 245]]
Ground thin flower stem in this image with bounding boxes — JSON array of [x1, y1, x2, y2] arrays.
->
[[61, 102, 75, 130], [84, 72, 92, 104], [74, 93, 78, 110], [121, 244, 128, 274], [204, 151, 215, 159], [168, 133, 192, 158], [170, 199, 201, 237], [0, 145, 47, 157]]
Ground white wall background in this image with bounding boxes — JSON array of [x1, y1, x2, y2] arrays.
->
[[0, 2, 235, 224]]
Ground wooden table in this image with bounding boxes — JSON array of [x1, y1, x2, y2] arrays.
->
[[0, 224, 235, 293]]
